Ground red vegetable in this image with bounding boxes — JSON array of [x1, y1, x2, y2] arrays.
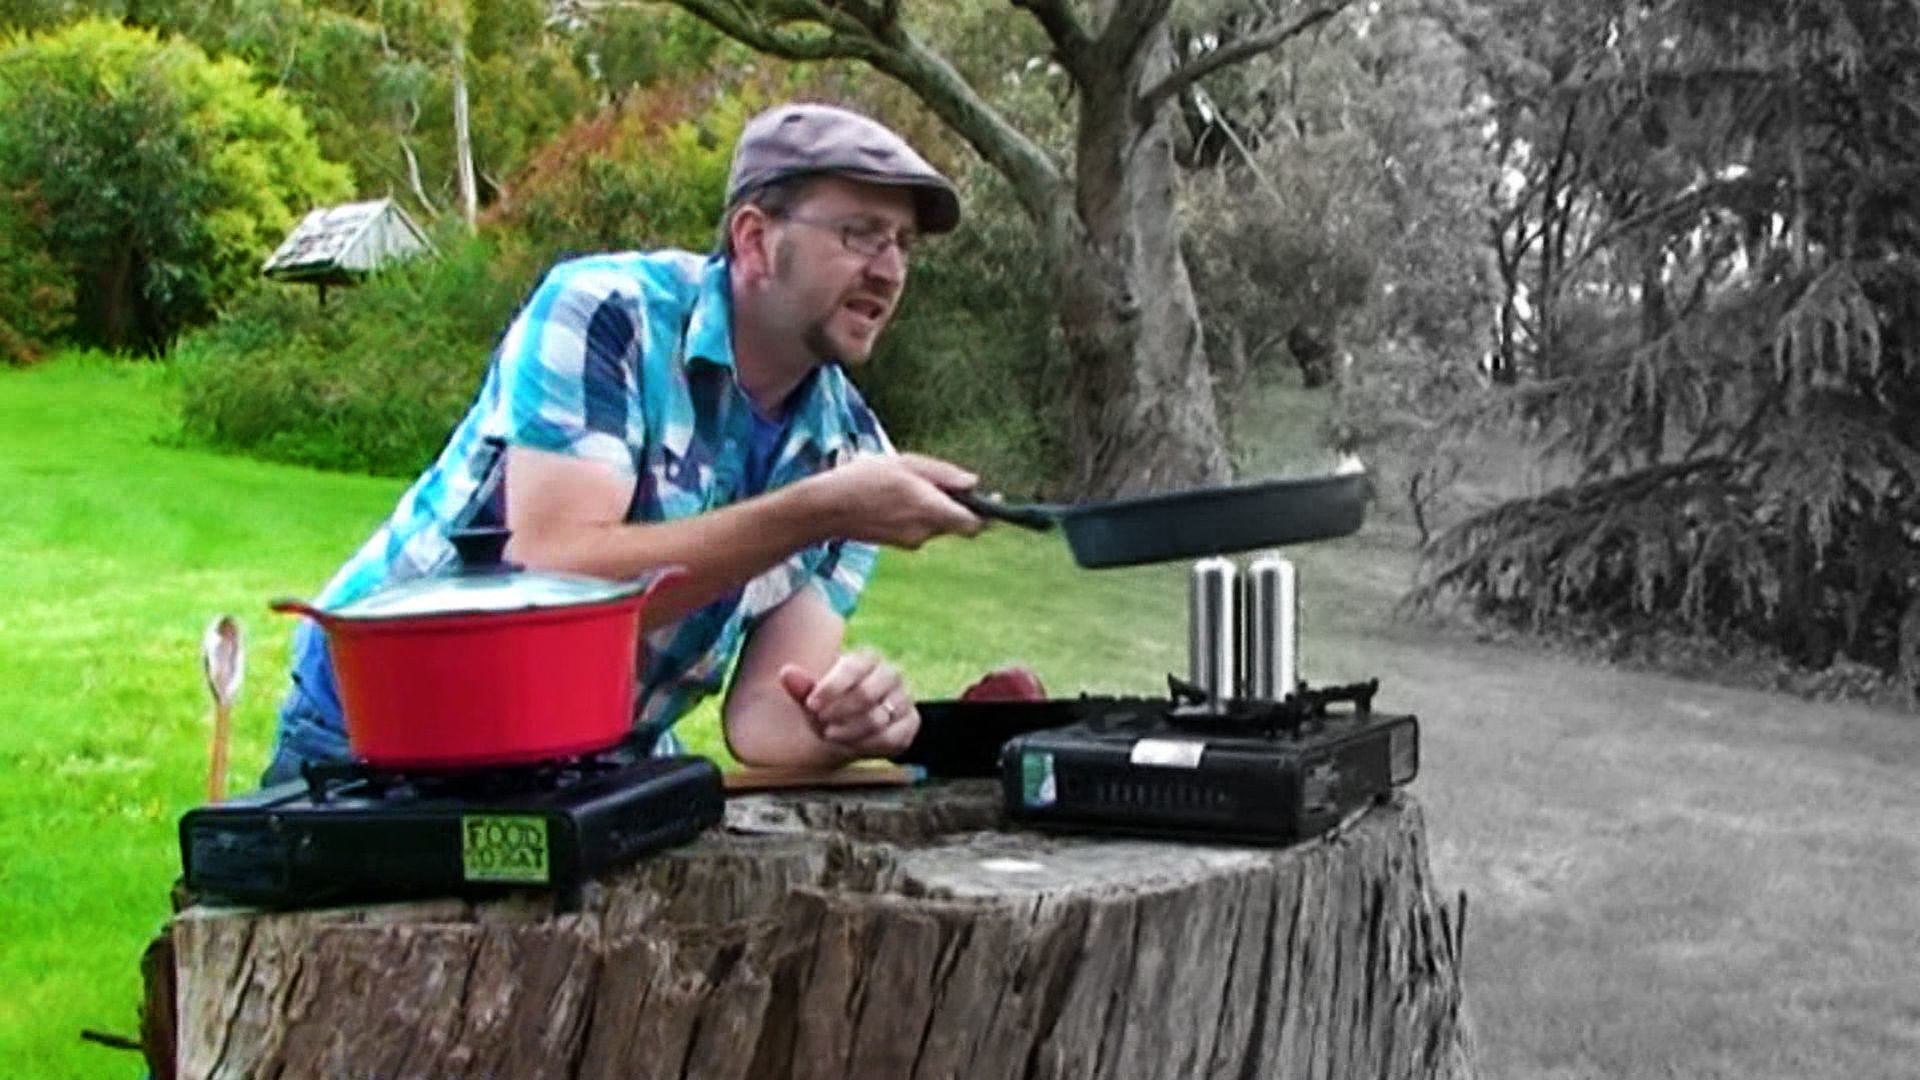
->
[[959, 666, 1047, 702]]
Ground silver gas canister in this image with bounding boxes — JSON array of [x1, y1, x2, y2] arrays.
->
[[1188, 557, 1240, 704], [1244, 552, 1299, 701]]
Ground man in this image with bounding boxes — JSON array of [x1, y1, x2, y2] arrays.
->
[[262, 102, 986, 785]]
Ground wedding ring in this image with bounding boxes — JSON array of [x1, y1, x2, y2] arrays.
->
[[879, 700, 897, 722]]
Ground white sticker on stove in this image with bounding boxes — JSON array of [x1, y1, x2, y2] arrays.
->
[[980, 858, 1045, 874], [1130, 738, 1207, 768]]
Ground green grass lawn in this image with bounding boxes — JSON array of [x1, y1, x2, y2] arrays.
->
[[1, 356, 400, 1077]]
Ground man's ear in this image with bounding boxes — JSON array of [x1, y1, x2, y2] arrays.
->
[[728, 205, 775, 281]]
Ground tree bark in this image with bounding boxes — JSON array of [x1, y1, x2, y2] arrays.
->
[[1055, 23, 1230, 496], [161, 785, 1474, 1080], [94, 245, 137, 353]]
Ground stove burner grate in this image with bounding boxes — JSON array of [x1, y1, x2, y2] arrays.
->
[[1154, 675, 1381, 737], [297, 734, 656, 804]]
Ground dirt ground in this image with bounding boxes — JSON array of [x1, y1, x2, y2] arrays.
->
[[1296, 525, 1920, 1080]]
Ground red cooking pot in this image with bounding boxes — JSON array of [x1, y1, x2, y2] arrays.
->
[[270, 528, 684, 770]]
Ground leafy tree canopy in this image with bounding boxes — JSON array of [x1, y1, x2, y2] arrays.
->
[[109, 0, 592, 222], [0, 17, 350, 355]]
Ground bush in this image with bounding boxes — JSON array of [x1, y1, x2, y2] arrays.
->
[[0, 187, 75, 364], [173, 231, 535, 476], [0, 18, 350, 354]]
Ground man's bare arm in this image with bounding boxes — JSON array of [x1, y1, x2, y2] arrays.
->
[[502, 445, 982, 627], [721, 587, 916, 767], [722, 588, 856, 767]]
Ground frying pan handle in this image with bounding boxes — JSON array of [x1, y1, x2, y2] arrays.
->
[[948, 488, 1057, 532]]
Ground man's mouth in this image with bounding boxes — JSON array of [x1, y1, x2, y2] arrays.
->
[[844, 297, 889, 323]]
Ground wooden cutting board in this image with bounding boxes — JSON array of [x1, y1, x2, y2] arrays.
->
[[720, 759, 923, 793]]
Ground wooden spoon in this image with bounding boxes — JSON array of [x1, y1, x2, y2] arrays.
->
[[200, 615, 244, 803]]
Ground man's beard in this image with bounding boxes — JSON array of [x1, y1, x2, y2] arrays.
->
[[776, 237, 853, 366], [803, 321, 846, 366]]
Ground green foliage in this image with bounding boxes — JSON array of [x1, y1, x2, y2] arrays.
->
[[0, 186, 76, 363], [468, 0, 542, 60], [572, 2, 731, 98], [213, 1, 413, 198], [0, 0, 108, 33], [152, 0, 593, 223], [0, 18, 349, 353], [488, 70, 779, 257], [466, 43, 596, 203], [173, 231, 535, 475]]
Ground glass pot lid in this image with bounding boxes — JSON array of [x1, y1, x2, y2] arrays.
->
[[323, 527, 642, 620], [328, 570, 642, 619]]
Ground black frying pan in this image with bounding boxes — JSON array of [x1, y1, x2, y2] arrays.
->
[[948, 469, 1370, 568]]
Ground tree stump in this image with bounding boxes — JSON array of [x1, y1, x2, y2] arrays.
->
[[162, 783, 1475, 1080]]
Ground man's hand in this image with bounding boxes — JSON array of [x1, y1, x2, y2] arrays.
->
[[775, 650, 919, 757], [723, 589, 916, 767], [805, 452, 987, 549]]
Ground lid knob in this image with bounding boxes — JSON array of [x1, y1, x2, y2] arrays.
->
[[449, 527, 513, 573]]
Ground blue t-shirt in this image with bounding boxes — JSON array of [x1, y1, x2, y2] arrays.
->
[[742, 405, 790, 496]]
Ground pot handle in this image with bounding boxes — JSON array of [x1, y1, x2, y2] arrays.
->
[[268, 597, 333, 625], [634, 565, 690, 605]]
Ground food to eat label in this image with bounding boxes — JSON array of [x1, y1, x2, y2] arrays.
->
[[461, 814, 550, 884], [1129, 738, 1207, 768]]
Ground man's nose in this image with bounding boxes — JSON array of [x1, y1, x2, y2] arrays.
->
[[866, 237, 908, 285]]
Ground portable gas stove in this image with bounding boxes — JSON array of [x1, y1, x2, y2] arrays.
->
[[179, 746, 722, 911], [919, 552, 1420, 845], [996, 677, 1417, 844]]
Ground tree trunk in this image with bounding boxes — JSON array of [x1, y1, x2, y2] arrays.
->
[[159, 785, 1474, 1080], [94, 244, 138, 352], [452, 34, 478, 230], [1054, 27, 1230, 497]]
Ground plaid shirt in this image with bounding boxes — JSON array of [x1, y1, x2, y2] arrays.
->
[[292, 250, 889, 748]]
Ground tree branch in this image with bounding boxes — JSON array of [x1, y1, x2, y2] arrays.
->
[[664, 0, 1067, 221], [399, 136, 441, 218], [667, 0, 870, 61], [858, 26, 1069, 220], [1139, 2, 1350, 116], [1010, 0, 1093, 80]]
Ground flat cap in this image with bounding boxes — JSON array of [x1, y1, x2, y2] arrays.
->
[[727, 102, 961, 235]]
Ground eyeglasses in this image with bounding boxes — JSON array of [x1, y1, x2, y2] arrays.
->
[[776, 212, 919, 259]]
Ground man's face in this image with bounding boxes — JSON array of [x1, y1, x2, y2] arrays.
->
[[762, 178, 918, 366]]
